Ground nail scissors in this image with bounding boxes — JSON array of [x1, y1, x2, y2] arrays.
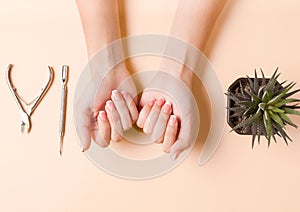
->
[[6, 64, 54, 133]]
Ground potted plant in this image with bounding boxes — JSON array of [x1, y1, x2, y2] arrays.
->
[[226, 68, 300, 147]]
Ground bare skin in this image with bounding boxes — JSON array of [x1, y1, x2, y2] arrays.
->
[[75, 0, 137, 151], [75, 0, 227, 158], [138, 0, 227, 159]]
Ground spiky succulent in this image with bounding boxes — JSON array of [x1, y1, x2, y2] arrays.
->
[[227, 68, 300, 148]]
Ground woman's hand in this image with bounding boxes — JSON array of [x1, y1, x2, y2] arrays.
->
[[137, 97, 179, 154], [138, 67, 196, 160], [98, 90, 138, 145], [74, 63, 137, 151]]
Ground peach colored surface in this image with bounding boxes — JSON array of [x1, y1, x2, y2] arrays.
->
[[1, 0, 300, 211]]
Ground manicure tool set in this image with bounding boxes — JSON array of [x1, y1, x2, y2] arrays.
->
[[5, 64, 69, 156]]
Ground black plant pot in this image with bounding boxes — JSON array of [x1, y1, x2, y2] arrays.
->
[[227, 78, 251, 135], [227, 77, 282, 135]]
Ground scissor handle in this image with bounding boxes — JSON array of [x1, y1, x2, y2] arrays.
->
[[28, 66, 54, 115], [5, 64, 26, 112]]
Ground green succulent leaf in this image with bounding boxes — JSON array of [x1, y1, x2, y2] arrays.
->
[[262, 90, 272, 103], [280, 80, 287, 86], [226, 92, 241, 103], [247, 76, 254, 93], [272, 67, 279, 79], [258, 103, 267, 111], [274, 98, 300, 108], [284, 88, 300, 99], [239, 81, 245, 97], [260, 68, 266, 85], [231, 111, 261, 131], [263, 110, 272, 144], [254, 69, 259, 93], [269, 110, 284, 128], [251, 120, 258, 149], [243, 108, 258, 117], [283, 107, 300, 116], [275, 81, 293, 96], [245, 89, 261, 103], [273, 122, 292, 145], [258, 86, 266, 99], [285, 104, 300, 109], [265, 68, 280, 92], [271, 131, 277, 144], [236, 93, 251, 101], [227, 107, 244, 112], [272, 107, 285, 113], [268, 83, 296, 105], [238, 101, 258, 109], [230, 110, 245, 118], [257, 118, 263, 144], [279, 113, 297, 128]]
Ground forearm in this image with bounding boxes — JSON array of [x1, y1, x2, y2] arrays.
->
[[76, 0, 122, 58], [161, 0, 227, 84], [171, 0, 227, 50]]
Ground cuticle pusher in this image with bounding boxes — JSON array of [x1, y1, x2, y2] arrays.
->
[[59, 65, 69, 156]]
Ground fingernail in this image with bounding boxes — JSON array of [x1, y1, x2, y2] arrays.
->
[[143, 127, 150, 134], [169, 115, 177, 126], [148, 98, 155, 107], [106, 100, 114, 110], [112, 90, 121, 101], [162, 102, 172, 113], [80, 146, 85, 152], [172, 152, 179, 160], [121, 91, 127, 97], [98, 111, 108, 121], [163, 146, 171, 153], [156, 97, 165, 107]]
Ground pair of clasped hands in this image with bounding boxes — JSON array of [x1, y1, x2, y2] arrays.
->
[[76, 63, 195, 160], [75, 0, 227, 161]]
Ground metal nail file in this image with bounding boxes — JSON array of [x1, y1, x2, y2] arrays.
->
[[59, 65, 69, 156]]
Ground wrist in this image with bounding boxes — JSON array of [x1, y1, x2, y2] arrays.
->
[[159, 58, 193, 87], [88, 39, 127, 77]]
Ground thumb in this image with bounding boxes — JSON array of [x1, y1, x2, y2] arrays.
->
[[169, 114, 197, 160], [74, 102, 93, 152]]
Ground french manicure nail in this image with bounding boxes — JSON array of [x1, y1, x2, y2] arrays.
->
[[156, 97, 165, 107], [112, 90, 120, 100], [163, 146, 171, 153], [162, 102, 172, 113], [172, 152, 179, 160], [106, 100, 114, 110], [148, 98, 155, 107], [169, 115, 177, 126], [80, 146, 85, 152], [98, 111, 107, 121]]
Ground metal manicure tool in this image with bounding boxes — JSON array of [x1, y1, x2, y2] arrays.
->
[[6, 64, 54, 133], [59, 65, 69, 156]]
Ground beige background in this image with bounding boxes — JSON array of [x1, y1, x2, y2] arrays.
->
[[1, 0, 300, 211]]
